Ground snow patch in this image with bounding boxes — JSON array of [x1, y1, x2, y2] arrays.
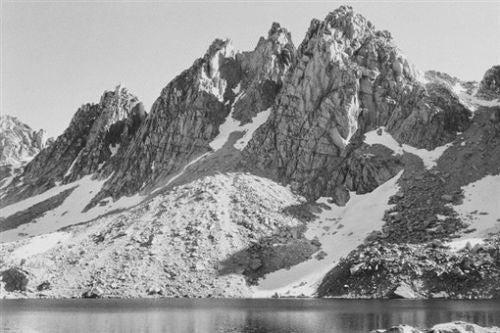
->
[[253, 171, 403, 297], [453, 84, 500, 112], [10, 232, 71, 261], [209, 92, 271, 151], [364, 127, 403, 155], [446, 238, 485, 252], [232, 82, 241, 95], [209, 93, 245, 151], [452, 174, 500, 239], [0, 175, 144, 243], [436, 214, 448, 221], [233, 108, 271, 150], [0, 182, 77, 218], [364, 127, 451, 169], [109, 144, 120, 157], [64, 151, 83, 178]]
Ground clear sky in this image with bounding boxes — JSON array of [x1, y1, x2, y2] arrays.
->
[[1, 1, 499, 137]]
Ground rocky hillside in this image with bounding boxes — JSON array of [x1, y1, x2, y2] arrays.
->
[[0, 6, 499, 299]]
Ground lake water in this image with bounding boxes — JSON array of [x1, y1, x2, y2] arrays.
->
[[1, 299, 500, 333]]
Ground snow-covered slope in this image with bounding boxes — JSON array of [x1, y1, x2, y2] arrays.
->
[[0, 175, 144, 243], [253, 171, 402, 297], [452, 174, 500, 240]]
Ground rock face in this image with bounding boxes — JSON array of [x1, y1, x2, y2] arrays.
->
[[244, 6, 470, 202]]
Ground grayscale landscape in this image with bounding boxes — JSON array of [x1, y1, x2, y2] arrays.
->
[[1, 2, 500, 332]]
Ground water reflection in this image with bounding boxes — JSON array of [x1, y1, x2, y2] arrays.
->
[[1, 299, 500, 333]]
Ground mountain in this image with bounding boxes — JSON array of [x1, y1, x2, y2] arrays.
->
[[0, 115, 49, 167], [0, 115, 51, 193], [1, 6, 499, 299]]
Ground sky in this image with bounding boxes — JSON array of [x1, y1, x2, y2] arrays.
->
[[1, 1, 499, 137]]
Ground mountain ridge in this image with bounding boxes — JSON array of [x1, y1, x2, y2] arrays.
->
[[0, 5, 499, 299]]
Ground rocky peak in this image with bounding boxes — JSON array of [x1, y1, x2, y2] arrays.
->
[[33, 129, 49, 150], [0, 87, 144, 205], [61, 86, 142, 182], [0, 115, 49, 168], [478, 65, 500, 98], [198, 39, 237, 102], [263, 22, 294, 75], [298, 5, 376, 58], [231, 23, 294, 123], [243, 6, 472, 203]]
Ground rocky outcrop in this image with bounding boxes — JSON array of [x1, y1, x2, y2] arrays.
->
[[317, 237, 500, 299], [1, 267, 30, 292], [478, 65, 500, 98]]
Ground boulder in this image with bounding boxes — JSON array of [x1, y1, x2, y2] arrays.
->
[[390, 282, 422, 299], [350, 262, 364, 275], [429, 291, 449, 299], [1, 267, 30, 292], [36, 281, 51, 291], [147, 286, 163, 296], [82, 286, 104, 298], [249, 258, 263, 271]]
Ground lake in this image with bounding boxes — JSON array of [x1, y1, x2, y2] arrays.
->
[[1, 299, 500, 333]]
